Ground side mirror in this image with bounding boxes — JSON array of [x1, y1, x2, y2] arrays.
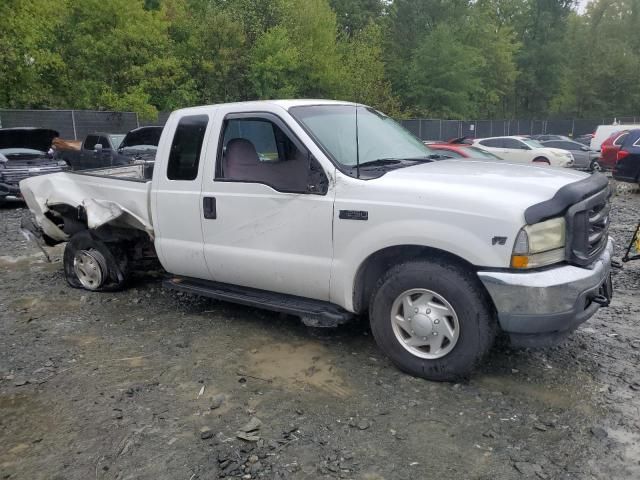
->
[[581, 146, 590, 151], [307, 154, 328, 195], [94, 143, 103, 153]]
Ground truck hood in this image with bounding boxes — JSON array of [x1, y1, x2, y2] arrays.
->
[[0, 128, 59, 152], [382, 159, 588, 218]]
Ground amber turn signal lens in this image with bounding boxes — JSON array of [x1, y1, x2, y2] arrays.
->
[[511, 255, 529, 269]]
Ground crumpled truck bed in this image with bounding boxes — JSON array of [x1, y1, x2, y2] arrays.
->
[[19, 171, 153, 242]]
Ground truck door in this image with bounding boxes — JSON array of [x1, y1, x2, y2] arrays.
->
[[199, 111, 335, 301], [151, 113, 213, 280]]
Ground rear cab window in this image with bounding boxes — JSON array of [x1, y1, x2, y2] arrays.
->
[[167, 115, 209, 181]]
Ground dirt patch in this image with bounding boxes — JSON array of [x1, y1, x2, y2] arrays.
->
[[246, 342, 351, 398]]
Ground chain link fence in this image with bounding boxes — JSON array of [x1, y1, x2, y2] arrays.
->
[[1, 109, 639, 142], [0, 109, 169, 140], [399, 117, 640, 141]]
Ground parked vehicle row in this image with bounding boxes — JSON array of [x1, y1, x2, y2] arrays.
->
[[20, 100, 614, 381], [55, 126, 162, 172], [0, 128, 69, 204]]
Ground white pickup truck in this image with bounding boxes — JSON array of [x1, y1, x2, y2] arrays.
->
[[20, 100, 614, 381]]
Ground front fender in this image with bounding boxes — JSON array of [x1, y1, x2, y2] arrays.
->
[[330, 216, 518, 311]]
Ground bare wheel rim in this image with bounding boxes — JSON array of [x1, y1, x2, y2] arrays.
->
[[390, 288, 460, 360], [73, 249, 107, 290]]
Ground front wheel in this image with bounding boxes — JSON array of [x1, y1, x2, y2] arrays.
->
[[369, 260, 496, 381]]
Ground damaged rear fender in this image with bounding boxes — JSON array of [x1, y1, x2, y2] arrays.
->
[[19, 172, 154, 243]]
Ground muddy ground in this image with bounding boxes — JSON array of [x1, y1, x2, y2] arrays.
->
[[1, 187, 639, 480]]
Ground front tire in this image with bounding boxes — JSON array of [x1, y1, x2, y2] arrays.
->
[[63, 231, 129, 291], [369, 259, 496, 381]]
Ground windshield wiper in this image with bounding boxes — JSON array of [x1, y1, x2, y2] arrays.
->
[[358, 158, 403, 167]]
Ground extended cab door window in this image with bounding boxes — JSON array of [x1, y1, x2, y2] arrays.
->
[[217, 116, 327, 194], [167, 115, 209, 181]]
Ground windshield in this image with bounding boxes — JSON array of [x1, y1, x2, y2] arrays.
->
[[119, 127, 162, 150], [462, 146, 502, 159], [290, 105, 434, 167], [110, 135, 125, 149], [522, 139, 544, 148]]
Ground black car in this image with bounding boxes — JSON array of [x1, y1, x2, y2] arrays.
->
[[0, 128, 68, 203], [611, 128, 640, 184]]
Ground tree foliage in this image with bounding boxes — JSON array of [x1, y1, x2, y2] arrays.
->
[[1, 0, 639, 120]]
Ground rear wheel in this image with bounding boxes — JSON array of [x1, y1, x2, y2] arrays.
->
[[63, 231, 129, 291], [369, 259, 496, 381]]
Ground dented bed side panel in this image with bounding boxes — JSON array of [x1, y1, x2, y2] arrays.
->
[[19, 172, 153, 241]]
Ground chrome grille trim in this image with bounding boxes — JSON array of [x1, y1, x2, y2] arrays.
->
[[565, 186, 611, 266]]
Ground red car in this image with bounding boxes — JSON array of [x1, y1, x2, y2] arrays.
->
[[426, 143, 504, 160], [600, 130, 628, 170]]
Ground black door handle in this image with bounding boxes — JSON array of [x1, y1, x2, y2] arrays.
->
[[203, 197, 216, 219]]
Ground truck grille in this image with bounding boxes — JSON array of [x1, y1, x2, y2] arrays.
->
[[566, 186, 611, 266], [1, 161, 66, 185]]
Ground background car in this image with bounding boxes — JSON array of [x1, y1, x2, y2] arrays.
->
[[574, 133, 594, 146], [530, 134, 570, 141], [0, 127, 68, 203], [600, 130, 627, 170], [540, 138, 600, 171], [427, 143, 504, 160], [601, 129, 640, 184], [591, 124, 640, 151], [472, 136, 574, 167]]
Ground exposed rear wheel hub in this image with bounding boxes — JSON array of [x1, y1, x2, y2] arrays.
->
[[73, 249, 107, 290]]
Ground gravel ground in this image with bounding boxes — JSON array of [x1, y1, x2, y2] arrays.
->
[[1, 188, 639, 480]]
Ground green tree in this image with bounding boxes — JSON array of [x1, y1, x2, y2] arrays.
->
[[338, 23, 400, 114], [249, 26, 302, 98], [0, 0, 66, 108], [407, 25, 485, 118], [329, 0, 384, 35]]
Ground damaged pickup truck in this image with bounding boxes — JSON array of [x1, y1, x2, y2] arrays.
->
[[20, 100, 614, 381]]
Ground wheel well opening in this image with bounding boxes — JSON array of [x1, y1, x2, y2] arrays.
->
[[352, 245, 485, 315], [46, 204, 88, 237]]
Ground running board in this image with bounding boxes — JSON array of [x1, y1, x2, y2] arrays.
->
[[163, 276, 353, 327]]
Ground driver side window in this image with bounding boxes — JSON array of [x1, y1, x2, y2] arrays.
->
[[217, 116, 327, 194]]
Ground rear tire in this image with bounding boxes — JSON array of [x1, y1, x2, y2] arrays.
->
[[63, 231, 129, 291], [369, 259, 496, 381]]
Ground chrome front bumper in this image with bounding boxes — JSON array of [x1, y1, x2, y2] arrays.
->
[[478, 238, 614, 346]]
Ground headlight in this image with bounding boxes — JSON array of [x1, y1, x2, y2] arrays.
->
[[511, 217, 566, 268]]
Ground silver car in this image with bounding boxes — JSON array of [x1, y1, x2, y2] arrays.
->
[[541, 138, 601, 171]]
